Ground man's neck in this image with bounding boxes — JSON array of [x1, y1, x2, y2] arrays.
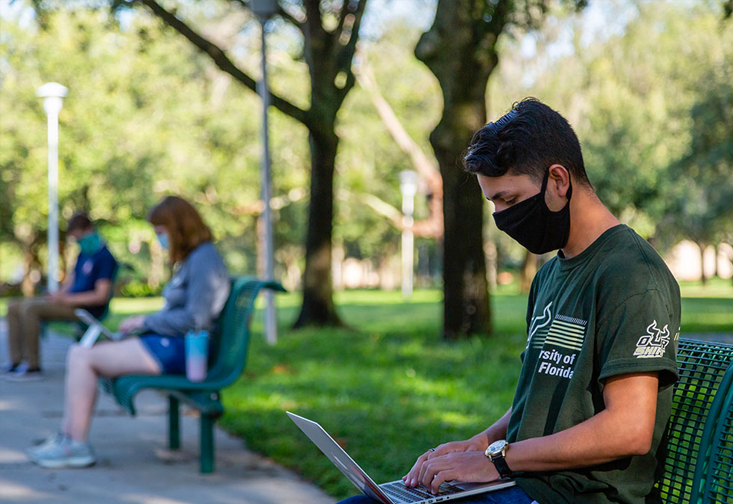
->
[[560, 189, 620, 259]]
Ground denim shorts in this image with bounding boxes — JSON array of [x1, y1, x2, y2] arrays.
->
[[139, 334, 186, 375]]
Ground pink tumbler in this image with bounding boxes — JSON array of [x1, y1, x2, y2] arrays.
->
[[185, 330, 208, 382]]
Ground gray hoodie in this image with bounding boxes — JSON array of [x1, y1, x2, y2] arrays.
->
[[143, 242, 230, 336]]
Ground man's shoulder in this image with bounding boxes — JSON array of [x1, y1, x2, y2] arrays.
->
[[185, 242, 226, 272], [593, 227, 679, 309], [96, 245, 118, 264], [600, 227, 673, 279]]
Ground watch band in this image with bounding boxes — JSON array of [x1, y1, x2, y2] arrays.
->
[[490, 452, 513, 479]]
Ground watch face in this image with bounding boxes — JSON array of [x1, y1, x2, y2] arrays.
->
[[488, 440, 508, 455]]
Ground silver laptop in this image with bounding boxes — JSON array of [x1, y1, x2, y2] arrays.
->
[[75, 309, 125, 348], [287, 412, 515, 504]]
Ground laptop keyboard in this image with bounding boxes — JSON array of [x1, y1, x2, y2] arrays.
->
[[380, 481, 464, 503]]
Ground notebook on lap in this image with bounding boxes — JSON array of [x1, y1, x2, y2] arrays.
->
[[287, 412, 515, 504]]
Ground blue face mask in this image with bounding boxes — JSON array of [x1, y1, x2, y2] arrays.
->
[[77, 232, 102, 255], [157, 233, 170, 250]]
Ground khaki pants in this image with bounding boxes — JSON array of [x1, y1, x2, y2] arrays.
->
[[6, 298, 79, 370]]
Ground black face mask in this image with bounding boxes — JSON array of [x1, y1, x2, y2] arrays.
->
[[492, 169, 573, 255]]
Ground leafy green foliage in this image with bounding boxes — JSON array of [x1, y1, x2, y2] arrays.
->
[[490, 1, 733, 247], [3, 0, 733, 295], [0, 6, 309, 285]]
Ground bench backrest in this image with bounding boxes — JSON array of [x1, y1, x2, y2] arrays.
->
[[657, 338, 733, 504], [696, 365, 733, 504], [205, 277, 285, 388]]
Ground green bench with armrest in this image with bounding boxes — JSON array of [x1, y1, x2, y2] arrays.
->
[[657, 338, 733, 504], [99, 276, 286, 473], [695, 361, 733, 504]]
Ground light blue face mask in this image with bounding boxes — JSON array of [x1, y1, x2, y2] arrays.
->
[[77, 232, 102, 255], [157, 233, 170, 250]]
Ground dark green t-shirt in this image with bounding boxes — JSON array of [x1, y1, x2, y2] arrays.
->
[[509, 225, 681, 504]]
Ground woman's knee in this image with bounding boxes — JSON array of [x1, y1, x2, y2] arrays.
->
[[67, 343, 92, 367]]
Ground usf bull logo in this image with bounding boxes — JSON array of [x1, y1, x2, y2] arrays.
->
[[634, 321, 670, 359]]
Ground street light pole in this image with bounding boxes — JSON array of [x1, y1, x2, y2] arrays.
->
[[36, 82, 68, 294], [252, 0, 278, 345], [399, 171, 419, 300]]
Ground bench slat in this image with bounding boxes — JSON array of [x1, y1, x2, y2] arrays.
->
[[658, 338, 733, 504], [698, 375, 733, 504]]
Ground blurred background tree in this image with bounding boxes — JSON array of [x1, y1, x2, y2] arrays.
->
[[120, 0, 369, 328], [2, 0, 733, 328]]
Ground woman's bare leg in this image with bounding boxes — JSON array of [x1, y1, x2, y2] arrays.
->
[[62, 338, 161, 442]]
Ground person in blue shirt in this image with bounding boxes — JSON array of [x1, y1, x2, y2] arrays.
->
[[3, 212, 118, 381], [26, 196, 230, 469]]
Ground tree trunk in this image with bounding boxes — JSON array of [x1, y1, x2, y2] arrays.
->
[[21, 235, 42, 297], [22, 248, 36, 297], [699, 242, 708, 286], [294, 127, 342, 327], [417, 0, 510, 338], [485, 240, 497, 290], [520, 252, 539, 293], [432, 119, 491, 338]]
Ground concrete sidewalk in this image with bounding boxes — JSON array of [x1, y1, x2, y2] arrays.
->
[[0, 319, 334, 504]]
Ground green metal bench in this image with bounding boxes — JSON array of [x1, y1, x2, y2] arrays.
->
[[100, 277, 285, 473], [695, 361, 733, 504], [657, 338, 733, 504]]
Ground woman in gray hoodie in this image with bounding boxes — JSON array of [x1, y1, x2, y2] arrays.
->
[[28, 196, 230, 469]]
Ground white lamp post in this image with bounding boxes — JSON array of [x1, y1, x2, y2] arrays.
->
[[399, 170, 419, 300], [252, 0, 279, 345], [36, 82, 68, 293]]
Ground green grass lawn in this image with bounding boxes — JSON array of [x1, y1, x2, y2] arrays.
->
[[1, 279, 732, 498], [225, 288, 528, 499], [223, 281, 733, 499]]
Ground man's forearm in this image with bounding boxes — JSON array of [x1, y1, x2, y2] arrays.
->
[[63, 291, 107, 307], [61, 279, 111, 308], [506, 410, 645, 472], [503, 373, 658, 473]]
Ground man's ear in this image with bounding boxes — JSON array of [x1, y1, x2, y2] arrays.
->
[[547, 164, 571, 199]]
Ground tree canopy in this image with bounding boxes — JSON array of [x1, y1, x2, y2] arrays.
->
[[2, 0, 732, 302]]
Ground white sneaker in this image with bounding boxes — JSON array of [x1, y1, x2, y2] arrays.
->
[[0, 362, 25, 375], [27, 432, 68, 460], [2, 367, 43, 382], [29, 437, 96, 469]]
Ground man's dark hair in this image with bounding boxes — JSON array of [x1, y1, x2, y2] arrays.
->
[[67, 212, 93, 233], [463, 97, 591, 187]]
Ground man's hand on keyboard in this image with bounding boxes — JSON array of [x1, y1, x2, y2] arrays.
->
[[413, 451, 499, 494], [403, 437, 487, 489]]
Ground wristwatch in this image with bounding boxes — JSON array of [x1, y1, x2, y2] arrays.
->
[[485, 439, 513, 478]]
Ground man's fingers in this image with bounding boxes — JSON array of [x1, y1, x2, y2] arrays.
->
[[404, 451, 431, 486], [420, 458, 446, 490], [430, 469, 454, 494]]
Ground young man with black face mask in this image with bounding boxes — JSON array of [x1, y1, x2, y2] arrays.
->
[[398, 98, 681, 504]]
